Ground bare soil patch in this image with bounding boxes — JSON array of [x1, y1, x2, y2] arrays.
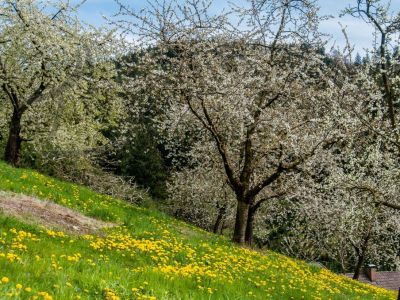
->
[[0, 191, 115, 234]]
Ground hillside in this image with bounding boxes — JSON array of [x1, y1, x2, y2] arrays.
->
[[0, 161, 396, 300]]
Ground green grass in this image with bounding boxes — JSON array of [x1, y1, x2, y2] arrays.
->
[[0, 161, 396, 300]]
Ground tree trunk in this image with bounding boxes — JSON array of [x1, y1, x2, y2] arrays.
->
[[232, 200, 249, 245], [352, 254, 365, 280], [352, 231, 372, 280], [4, 109, 22, 166], [220, 219, 226, 235], [213, 204, 226, 234], [245, 206, 256, 246]]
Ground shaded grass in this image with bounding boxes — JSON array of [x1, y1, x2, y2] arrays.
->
[[0, 161, 396, 300]]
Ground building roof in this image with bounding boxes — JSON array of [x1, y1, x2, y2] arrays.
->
[[345, 271, 400, 291]]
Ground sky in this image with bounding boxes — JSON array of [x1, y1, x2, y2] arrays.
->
[[75, 0, 400, 55]]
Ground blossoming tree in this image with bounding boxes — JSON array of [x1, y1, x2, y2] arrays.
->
[[0, 0, 105, 165], [117, 0, 348, 244]]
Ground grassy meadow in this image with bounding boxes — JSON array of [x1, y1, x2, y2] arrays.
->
[[0, 161, 396, 300]]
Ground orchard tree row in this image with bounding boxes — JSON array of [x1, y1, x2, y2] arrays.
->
[[0, 0, 399, 278]]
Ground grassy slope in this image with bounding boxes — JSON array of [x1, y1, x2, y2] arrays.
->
[[0, 161, 396, 300]]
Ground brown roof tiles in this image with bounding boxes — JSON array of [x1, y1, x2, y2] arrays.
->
[[346, 271, 400, 291]]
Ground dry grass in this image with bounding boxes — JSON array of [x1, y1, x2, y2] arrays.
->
[[0, 191, 115, 234]]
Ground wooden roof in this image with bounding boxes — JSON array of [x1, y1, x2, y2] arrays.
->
[[346, 271, 400, 291]]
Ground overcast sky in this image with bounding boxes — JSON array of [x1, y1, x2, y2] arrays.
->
[[75, 0, 400, 55]]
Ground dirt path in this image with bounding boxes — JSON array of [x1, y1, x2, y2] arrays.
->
[[0, 191, 115, 234]]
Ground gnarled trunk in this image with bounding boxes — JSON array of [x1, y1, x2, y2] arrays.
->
[[245, 206, 255, 246], [232, 200, 249, 245], [4, 109, 22, 166]]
